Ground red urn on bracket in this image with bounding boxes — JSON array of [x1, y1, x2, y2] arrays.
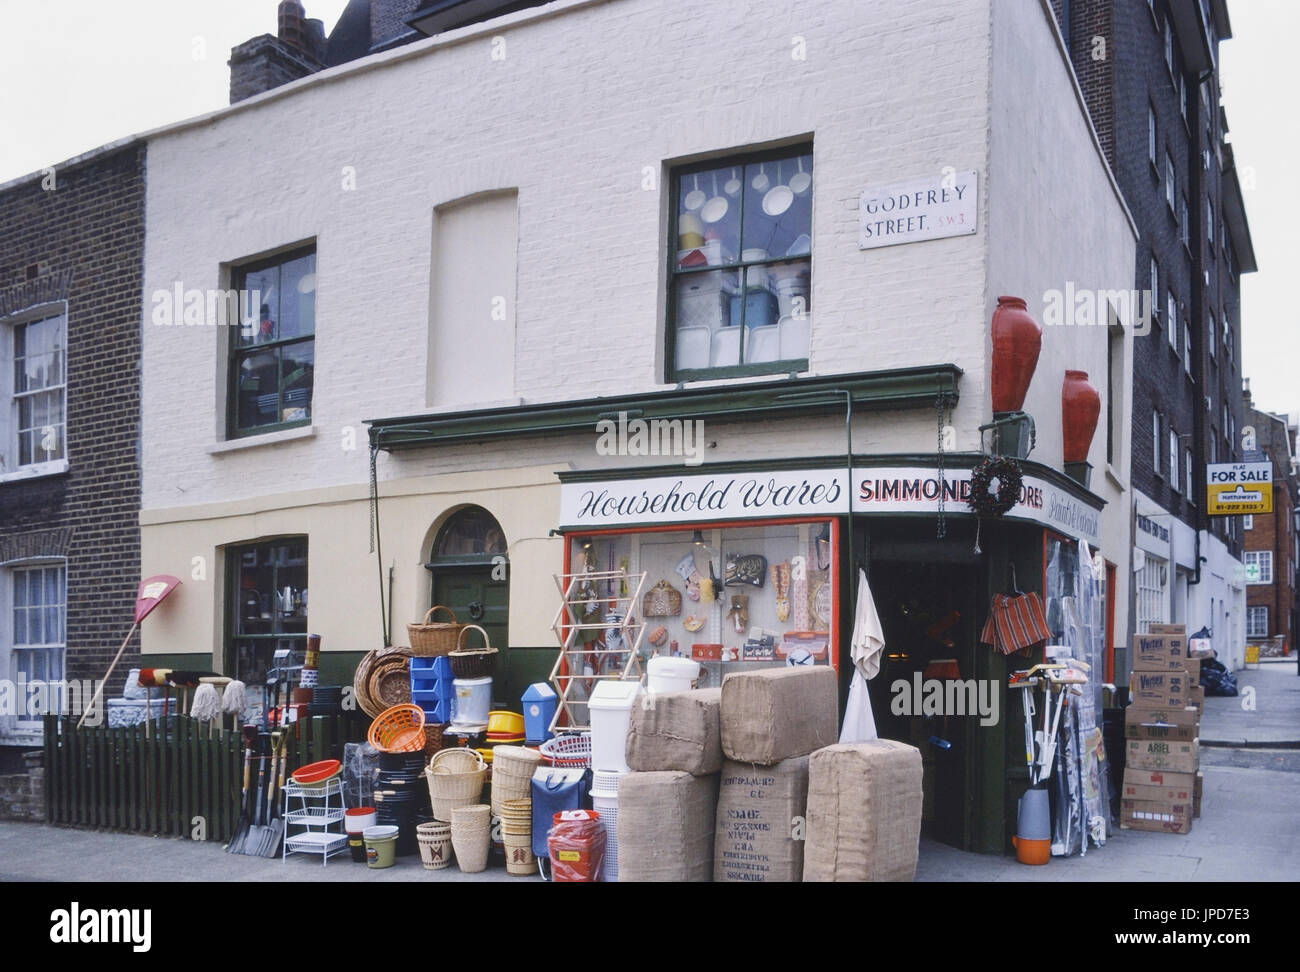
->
[[990, 296, 1042, 413], [1062, 370, 1101, 463]]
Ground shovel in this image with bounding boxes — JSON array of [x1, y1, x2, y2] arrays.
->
[[239, 734, 273, 856], [262, 731, 289, 858], [226, 731, 254, 854]]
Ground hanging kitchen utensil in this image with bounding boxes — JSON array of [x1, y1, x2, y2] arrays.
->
[[751, 163, 770, 192], [684, 173, 705, 211], [642, 579, 683, 617], [789, 155, 812, 194], [762, 162, 794, 217], [701, 172, 729, 224], [724, 167, 741, 196]]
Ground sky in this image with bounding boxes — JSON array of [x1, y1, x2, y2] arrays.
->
[[1, 0, 1294, 417]]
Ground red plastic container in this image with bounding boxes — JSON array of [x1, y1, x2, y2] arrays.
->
[[548, 810, 606, 882]]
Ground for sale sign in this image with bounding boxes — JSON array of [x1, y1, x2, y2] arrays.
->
[[1206, 461, 1273, 516]]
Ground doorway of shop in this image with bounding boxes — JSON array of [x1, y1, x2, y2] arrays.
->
[[866, 557, 982, 851], [425, 507, 548, 712]]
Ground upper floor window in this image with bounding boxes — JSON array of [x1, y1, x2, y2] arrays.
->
[[1208, 313, 1216, 360], [1148, 103, 1158, 169], [229, 247, 316, 437], [1179, 74, 1189, 126], [1243, 514, 1253, 530], [1165, 153, 1176, 212], [1164, 19, 1175, 78], [3, 310, 66, 473], [1153, 411, 1162, 474], [1169, 428, 1180, 488], [1183, 316, 1193, 375], [1167, 291, 1178, 350], [1150, 256, 1160, 322], [1244, 550, 1273, 585], [668, 147, 812, 380]]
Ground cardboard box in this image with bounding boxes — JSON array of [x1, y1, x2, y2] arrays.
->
[[1129, 669, 1190, 707], [1132, 634, 1188, 671], [1194, 771, 1203, 819], [1121, 798, 1193, 834], [1125, 704, 1199, 741], [1122, 767, 1195, 802], [1127, 738, 1199, 774], [1188, 684, 1204, 708], [1147, 623, 1186, 635]]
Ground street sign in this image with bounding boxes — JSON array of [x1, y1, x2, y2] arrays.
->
[[1206, 460, 1273, 516]]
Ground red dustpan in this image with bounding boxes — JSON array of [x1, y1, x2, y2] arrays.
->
[[78, 575, 182, 728]]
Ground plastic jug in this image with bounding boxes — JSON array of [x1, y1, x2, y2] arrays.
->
[[1012, 786, 1051, 865]]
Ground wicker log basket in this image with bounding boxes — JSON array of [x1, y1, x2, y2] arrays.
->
[[407, 605, 466, 657], [448, 624, 499, 679]]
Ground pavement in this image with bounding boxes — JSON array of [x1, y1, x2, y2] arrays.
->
[[4, 659, 1296, 883], [1199, 658, 1300, 748]]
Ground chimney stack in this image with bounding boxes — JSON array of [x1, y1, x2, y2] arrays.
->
[[228, 0, 325, 104]]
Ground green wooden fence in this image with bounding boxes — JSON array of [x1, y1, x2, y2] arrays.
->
[[43, 712, 367, 842]]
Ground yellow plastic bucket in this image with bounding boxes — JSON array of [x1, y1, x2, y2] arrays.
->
[[363, 825, 400, 869]]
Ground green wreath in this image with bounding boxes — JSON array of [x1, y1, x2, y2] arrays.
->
[[968, 456, 1023, 518]]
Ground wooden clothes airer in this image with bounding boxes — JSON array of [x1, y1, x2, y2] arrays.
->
[[1009, 660, 1090, 786]]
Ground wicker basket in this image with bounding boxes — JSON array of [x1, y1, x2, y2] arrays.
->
[[416, 821, 453, 870], [354, 646, 412, 719], [422, 722, 447, 757], [490, 745, 542, 814], [450, 806, 492, 873], [407, 605, 465, 657], [368, 703, 426, 753], [448, 624, 499, 679], [368, 655, 412, 711], [426, 748, 488, 821], [503, 831, 536, 875]]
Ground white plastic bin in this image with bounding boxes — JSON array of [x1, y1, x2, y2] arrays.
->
[[451, 676, 492, 726], [646, 656, 700, 695], [587, 681, 642, 773]]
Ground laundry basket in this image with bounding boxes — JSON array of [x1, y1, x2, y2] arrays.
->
[[425, 747, 488, 821]]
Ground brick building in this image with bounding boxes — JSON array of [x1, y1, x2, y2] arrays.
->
[[1056, 0, 1255, 671], [1241, 386, 1298, 656], [0, 141, 145, 753]]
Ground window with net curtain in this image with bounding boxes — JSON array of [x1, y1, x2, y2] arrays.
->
[[668, 146, 813, 379]]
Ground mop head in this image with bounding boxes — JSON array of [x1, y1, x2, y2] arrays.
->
[[191, 683, 221, 722], [221, 679, 247, 715]]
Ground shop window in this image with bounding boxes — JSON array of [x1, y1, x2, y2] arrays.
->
[[1246, 605, 1268, 639], [1135, 555, 1168, 633], [229, 246, 315, 437], [5, 562, 66, 732], [565, 520, 835, 703], [226, 538, 308, 689], [667, 146, 812, 380], [2, 308, 66, 473], [1244, 550, 1272, 585]]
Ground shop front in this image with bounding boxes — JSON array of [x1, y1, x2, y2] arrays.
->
[[557, 454, 1107, 854]]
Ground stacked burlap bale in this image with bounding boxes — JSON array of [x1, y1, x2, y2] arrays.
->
[[625, 688, 722, 775], [713, 755, 810, 882], [720, 666, 838, 764], [617, 771, 719, 882], [802, 740, 923, 882], [709, 667, 837, 882]]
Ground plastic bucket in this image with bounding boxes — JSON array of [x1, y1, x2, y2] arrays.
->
[[345, 807, 377, 834], [452, 677, 493, 725], [588, 681, 642, 774], [363, 825, 399, 869], [347, 834, 366, 863], [646, 656, 699, 695]]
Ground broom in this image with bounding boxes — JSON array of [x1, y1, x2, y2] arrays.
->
[[191, 682, 222, 740]]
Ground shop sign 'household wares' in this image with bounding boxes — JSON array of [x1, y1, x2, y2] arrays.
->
[[426, 747, 489, 821], [450, 804, 492, 873]]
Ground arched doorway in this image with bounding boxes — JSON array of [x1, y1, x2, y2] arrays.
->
[[425, 507, 511, 703]]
